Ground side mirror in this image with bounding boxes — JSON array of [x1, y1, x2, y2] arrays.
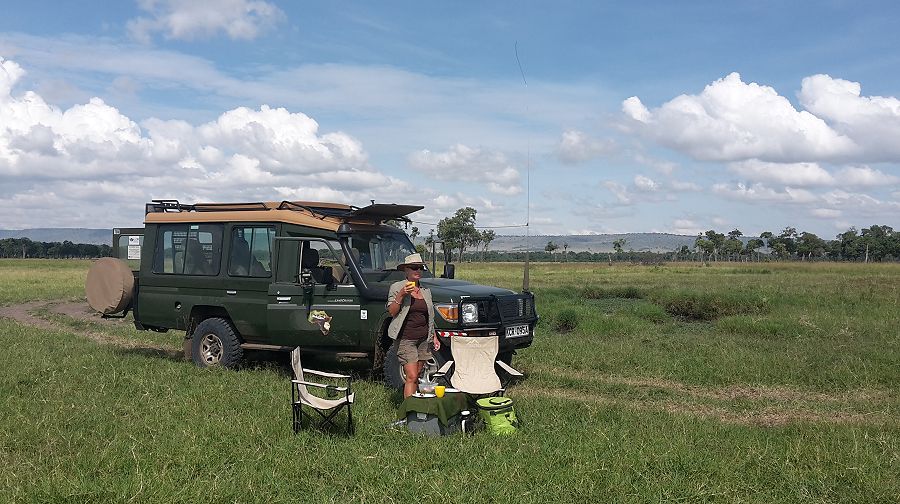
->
[[441, 263, 455, 279]]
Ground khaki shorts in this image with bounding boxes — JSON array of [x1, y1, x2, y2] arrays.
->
[[395, 337, 431, 365]]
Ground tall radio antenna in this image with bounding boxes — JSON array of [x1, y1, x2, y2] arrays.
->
[[516, 41, 531, 292]]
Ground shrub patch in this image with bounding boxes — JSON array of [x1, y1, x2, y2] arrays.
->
[[582, 286, 645, 299], [553, 308, 580, 332], [652, 291, 770, 321]]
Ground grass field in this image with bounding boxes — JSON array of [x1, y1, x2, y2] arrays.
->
[[1, 259, 898, 503]]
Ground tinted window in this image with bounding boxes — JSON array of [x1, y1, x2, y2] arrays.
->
[[152, 224, 222, 275], [229, 226, 274, 277]]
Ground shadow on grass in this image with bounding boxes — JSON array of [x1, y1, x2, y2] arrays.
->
[[116, 346, 184, 362]]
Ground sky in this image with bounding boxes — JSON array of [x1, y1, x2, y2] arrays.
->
[[1, 0, 899, 238]]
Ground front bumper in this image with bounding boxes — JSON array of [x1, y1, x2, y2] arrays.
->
[[434, 292, 538, 352]]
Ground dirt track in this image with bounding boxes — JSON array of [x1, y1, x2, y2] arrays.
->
[[0, 300, 180, 357]]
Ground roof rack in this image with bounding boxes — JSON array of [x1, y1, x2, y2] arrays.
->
[[146, 200, 270, 214], [276, 201, 331, 220], [145, 199, 422, 224]]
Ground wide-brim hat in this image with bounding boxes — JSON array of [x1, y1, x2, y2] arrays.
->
[[397, 253, 426, 269]]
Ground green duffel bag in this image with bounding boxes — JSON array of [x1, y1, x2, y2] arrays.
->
[[476, 396, 518, 435]]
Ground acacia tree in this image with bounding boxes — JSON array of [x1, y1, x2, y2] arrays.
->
[[704, 230, 726, 261], [545, 240, 559, 260], [745, 238, 764, 261], [436, 207, 479, 262], [480, 230, 496, 261]]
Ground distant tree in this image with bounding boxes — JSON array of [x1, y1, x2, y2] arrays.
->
[[759, 231, 774, 251], [410, 226, 420, 241], [797, 231, 826, 260], [777, 227, 799, 257], [545, 241, 559, 260], [745, 238, 765, 261], [613, 238, 626, 255], [704, 230, 726, 260], [695, 234, 713, 261], [723, 230, 743, 260], [480, 230, 496, 262], [562, 241, 569, 262], [437, 207, 479, 262]]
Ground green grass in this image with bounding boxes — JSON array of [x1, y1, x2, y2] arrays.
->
[[1, 259, 899, 502]]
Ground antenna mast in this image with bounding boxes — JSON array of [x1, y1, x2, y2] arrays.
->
[[516, 41, 531, 292]]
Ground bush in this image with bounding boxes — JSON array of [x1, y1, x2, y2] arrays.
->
[[582, 286, 645, 299], [653, 291, 770, 321], [553, 308, 580, 332]]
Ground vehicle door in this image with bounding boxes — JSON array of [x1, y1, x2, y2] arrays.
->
[[220, 224, 275, 340], [138, 223, 224, 330], [267, 237, 361, 348]]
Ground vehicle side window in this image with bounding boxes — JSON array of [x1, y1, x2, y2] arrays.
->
[[308, 239, 347, 283], [152, 224, 222, 275], [229, 226, 274, 277]]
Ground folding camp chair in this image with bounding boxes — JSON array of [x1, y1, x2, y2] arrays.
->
[[433, 335, 524, 395], [290, 347, 355, 435]]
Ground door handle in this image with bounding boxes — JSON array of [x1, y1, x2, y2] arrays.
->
[[226, 290, 237, 295]]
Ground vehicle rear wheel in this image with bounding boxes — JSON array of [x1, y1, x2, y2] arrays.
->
[[191, 317, 243, 368]]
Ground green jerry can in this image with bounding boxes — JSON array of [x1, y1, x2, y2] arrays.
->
[[476, 396, 518, 435]]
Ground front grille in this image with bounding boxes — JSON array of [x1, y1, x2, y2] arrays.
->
[[497, 295, 535, 320]]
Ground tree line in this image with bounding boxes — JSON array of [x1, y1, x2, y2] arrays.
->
[[689, 225, 899, 262], [0, 238, 112, 259], [418, 207, 899, 263]]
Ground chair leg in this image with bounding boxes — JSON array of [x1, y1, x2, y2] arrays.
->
[[346, 404, 354, 436], [292, 404, 300, 433]]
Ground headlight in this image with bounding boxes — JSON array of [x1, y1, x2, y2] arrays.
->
[[461, 303, 478, 323]]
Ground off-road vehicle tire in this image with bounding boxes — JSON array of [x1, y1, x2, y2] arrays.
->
[[191, 317, 243, 368], [384, 342, 451, 390], [382, 342, 405, 391]]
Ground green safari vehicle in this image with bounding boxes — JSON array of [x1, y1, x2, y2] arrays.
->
[[99, 200, 538, 389]]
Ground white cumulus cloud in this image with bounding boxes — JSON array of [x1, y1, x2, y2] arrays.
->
[[128, 0, 285, 43], [711, 183, 818, 204], [728, 160, 835, 186], [633, 174, 659, 192], [0, 55, 409, 228], [556, 129, 616, 164], [408, 144, 522, 195], [622, 72, 857, 162]]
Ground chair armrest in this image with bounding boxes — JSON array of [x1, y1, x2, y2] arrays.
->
[[291, 380, 348, 392], [496, 360, 523, 377], [303, 368, 352, 380], [437, 360, 454, 374]]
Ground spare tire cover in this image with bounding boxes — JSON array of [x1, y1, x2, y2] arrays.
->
[[85, 258, 135, 315]]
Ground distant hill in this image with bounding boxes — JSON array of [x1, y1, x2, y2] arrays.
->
[[485, 233, 704, 253], [0, 228, 111, 245]]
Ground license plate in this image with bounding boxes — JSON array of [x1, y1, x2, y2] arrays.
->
[[505, 324, 530, 338]]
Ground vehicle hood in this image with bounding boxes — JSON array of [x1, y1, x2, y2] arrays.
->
[[418, 278, 517, 301]]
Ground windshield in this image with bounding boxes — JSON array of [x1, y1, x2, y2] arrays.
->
[[348, 231, 431, 282]]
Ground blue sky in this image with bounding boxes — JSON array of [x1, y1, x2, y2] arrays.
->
[[1, 1, 898, 238]]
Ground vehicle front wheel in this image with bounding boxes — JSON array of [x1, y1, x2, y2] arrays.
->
[[191, 317, 243, 368], [382, 342, 405, 391]]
